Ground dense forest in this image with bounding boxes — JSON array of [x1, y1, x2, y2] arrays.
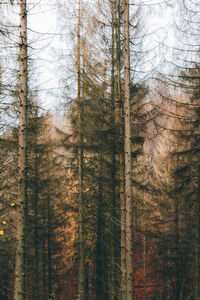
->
[[0, 0, 200, 299]]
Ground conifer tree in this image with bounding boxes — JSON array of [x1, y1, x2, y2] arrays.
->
[[14, 0, 28, 298], [123, 0, 134, 298], [76, 1, 85, 299]]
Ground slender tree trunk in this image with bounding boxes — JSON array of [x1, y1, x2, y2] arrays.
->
[[143, 195, 147, 300], [195, 233, 199, 300], [110, 1, 117, 299], [42, 196, 47, 300], [33, 153, 39, 300], [14, 1, 28, 299], [116, 1, 126, 299], [124, 0, 134, 298], [96, 153, 104, 300], [85, 262, 89, 299], [195, 165, 200, 300], [143, 231, 146, 300], [77, 1, 85, 299], [47, 191, 52, 298], [64, 274, 68, 300], [174, 199, 180, 299]]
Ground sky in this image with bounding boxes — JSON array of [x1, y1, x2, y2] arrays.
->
[[27, 1, 61, 111], [4, 0, 176, 113]]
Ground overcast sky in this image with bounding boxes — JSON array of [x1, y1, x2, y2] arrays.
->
[[28, 1, 60, 111], [4, 0, 176, 113]]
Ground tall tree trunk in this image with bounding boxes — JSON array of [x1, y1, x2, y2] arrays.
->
[[124, 0, 134, 298], [77, 1, 85, 299], [174, 198, 180, 299], [47, 190, 52, 298], [195, 223, 199, 300], [96, 153, 104, 300], [33, 153, 39, 300], [14, 1, 28, 299], [110, 1, 117, 299], [116, 1, 126, 299], [195, 165, 200, 300], [143, 196, 147, 300], [42, 196, 47, 300]]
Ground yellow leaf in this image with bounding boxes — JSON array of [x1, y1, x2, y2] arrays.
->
[[0, 230, 4, 235], [11, 203, 16, 207], [2, 221, 6, 225]]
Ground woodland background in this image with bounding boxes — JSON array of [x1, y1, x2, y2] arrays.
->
[[0, 0, 200, 299]]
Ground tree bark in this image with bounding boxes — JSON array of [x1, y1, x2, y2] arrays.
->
[[33, 153, 39, 300], [195, 165, 200, 300], [124, 0, 134, 298], [143, 195, 147, 300], [77, 1, 85, 299], [110, 1, 117, 299], [174, 197, 180, 299], [47, 189, 52, 298], [42, 196, 47, 300], [14, 1, 28, 299], [96, 154, 104, 300], [116, 1, 126, 299]]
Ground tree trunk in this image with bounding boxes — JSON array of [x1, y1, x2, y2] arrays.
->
[[195, 165, 200, 300], [33, 153, 39, 300], [85, 262, 89, 299], [174, 198, 180, 299], [124, 0, 134, 299], [77, 1, 85, 299], [14, 1, 28, 299], [110, 1, 117, 299], [64, 274, 68, 300], [47, 191, 52, 298], [42, 196, 47, 300], [143, 196, 147, 300], [96, 153, 104, 300], [116, 1, 126, 299]]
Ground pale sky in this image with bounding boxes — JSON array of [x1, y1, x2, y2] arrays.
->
[[28, 1, 60, 111], [5, 0, 176, 112]]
